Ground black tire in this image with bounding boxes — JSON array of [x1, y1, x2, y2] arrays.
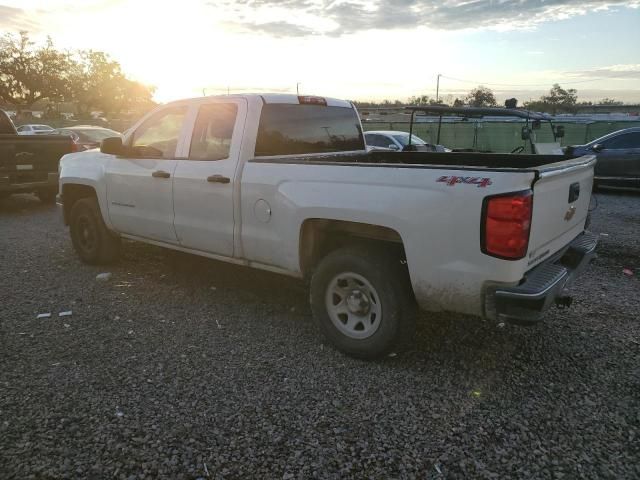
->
[[69, 197, 121, 264], [310, 245, 415, 359], [36, 188, 57, 204]]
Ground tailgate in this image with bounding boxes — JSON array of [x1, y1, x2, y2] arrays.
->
[[0, 135, 72, 185], [527, 155, 596, 267]]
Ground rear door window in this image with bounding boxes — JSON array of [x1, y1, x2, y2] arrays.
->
[[255, 104, 364, 156], [604, 132, 640, 150], [189, 103, 238, 160], [365, 134, 390, 148]]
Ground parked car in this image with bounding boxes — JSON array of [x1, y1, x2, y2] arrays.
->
[[0, 111, 76, 202], [565, 127, 640, 189], [56, 126, 122, 151], [365, 130, 450, 152], [16, 124, 56, 135], [59, 94, 596, 359]]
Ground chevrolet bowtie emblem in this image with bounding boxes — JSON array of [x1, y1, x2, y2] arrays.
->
[[564, 205, 576, 221]]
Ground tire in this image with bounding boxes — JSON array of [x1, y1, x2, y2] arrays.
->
[[69, 197, 121, 264], [37, 188, 57, 204], [310, 245, 415, 359]]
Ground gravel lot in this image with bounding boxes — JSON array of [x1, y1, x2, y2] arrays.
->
[[1, 191, 638, 479]]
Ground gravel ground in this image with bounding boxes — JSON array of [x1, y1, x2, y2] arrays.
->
[[0, 191, 638, 479]]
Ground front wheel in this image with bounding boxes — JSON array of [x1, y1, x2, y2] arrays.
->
[[69, 197, 121, 264], [310, 245, 414, 359]]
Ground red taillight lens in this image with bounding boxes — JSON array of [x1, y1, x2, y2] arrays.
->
[[298, 95, 327, 106], [70, 140, 79, 152], [482, 191, 533, 260]]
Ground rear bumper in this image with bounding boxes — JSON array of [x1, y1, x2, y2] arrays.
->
[[0, 172, 58, 193], [491, 231, 598, 324]]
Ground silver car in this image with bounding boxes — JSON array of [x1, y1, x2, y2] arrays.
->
[[364, 130, 450, 153]]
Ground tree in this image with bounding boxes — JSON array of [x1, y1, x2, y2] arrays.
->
[[464, 86, 497, 107], [525, 84, 578, 114], [407, 94, 442, 106], [598, 98, 623, 106], [68, 50, 155, 117], [0, 31, 73, 110], [542, 83, 577, 113]]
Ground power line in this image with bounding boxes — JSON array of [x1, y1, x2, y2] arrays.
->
[[439, 74, 605, 87]]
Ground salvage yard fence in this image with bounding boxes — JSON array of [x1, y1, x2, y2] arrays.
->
[[361, 120, 639, 153]]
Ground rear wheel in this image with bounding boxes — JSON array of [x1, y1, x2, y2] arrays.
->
[[69, 197, 120, 264], [310, 245, 414, 359], [37, 188, 57, 204]]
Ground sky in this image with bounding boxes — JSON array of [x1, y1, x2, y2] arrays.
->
[[1, 0, 639, 104]]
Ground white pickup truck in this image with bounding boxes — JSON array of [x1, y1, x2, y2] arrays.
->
[[58, 94, 597, 358]]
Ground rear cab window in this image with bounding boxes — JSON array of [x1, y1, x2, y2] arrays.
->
[[254, 103, 364, 156]]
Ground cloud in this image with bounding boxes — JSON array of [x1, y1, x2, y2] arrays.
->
[[210, 0, 640, 37], [226, 20, 317, 37], [0, 5, 41, 31], [569, 64, 640, 80]]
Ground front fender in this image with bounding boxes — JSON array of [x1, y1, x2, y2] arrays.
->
[[59, 151, 112, 229]]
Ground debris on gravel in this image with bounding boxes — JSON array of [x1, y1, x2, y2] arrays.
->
[[96, 272, 113, 282], [1, 192, 639, 479]]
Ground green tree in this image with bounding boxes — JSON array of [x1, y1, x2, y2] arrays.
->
[[69, 50, 155, 117], [598, 98, 623, 106], [525, 84, 578, 114], [464, 86, 497, 107], [0, 31, 73, 110]]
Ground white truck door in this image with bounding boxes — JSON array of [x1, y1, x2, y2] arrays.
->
[[105, 105, 188, 243], [172, 99, 247, 256]]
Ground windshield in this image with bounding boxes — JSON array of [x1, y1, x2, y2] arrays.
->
[[33, 125, 53, 131], [392, 133, 427, 146]]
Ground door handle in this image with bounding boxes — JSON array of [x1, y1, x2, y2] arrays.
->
[[152, 170, 171, 178], [207, 174, 230, 184]]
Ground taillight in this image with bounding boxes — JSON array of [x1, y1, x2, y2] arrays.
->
[[70, 140, 79, 152], [482, 190, 533, 260]]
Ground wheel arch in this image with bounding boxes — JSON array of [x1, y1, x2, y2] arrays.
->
[[299, 218, 408, 279], [61, 183, 98, 225]]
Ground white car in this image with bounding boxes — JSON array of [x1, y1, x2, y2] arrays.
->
[[16, 124, 56, 135], [365, 130, 450, 152], [59, 94, 597, 358]]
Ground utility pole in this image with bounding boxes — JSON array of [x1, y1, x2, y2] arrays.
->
[[296, 82, 301, 95], [436, 73, 442, 103]]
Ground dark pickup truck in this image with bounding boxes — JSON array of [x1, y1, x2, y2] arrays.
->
[[0, 110, 75, 203]]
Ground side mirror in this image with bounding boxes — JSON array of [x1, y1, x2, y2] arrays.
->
[[521, 126, 531, 140], [388, 144, 400, 151], [592, 143, 604, 153], [555, 125, 565, 138], [101, 136, 123, 155]]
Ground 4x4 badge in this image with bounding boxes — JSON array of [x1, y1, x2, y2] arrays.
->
[[436, 175, 492, 188]]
